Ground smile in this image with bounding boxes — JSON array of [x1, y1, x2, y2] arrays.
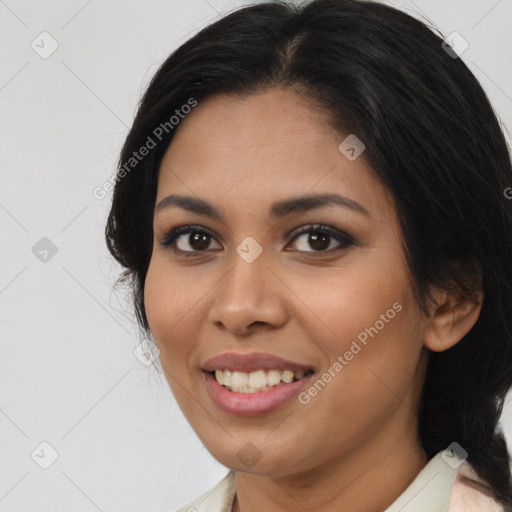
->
[[202, 369, 316, 416]]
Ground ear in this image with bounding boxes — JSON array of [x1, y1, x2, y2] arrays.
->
[[423, 288, 484, 352]]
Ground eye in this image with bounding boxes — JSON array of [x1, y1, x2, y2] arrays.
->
[[159, 225, 221, 255], [287, 224, 354, 254], [159, 223, 354, 256]]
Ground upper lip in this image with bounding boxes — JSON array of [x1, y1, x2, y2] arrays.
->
[[202, 352, 315, 373]]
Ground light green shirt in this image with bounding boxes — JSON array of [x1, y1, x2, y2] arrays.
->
[[174, 449, 504, 512]]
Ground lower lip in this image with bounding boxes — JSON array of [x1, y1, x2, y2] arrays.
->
[[202, 371, 316, 416]]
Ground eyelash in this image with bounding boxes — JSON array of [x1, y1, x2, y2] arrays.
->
[[159, 223, 355, 257]]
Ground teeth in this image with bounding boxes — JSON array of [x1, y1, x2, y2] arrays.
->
[[248, 370, 267, 388], [282, 370, 294, 383], [212, 369, 310, 392], [267, 370, 282, 386], [215, 370, 224, 385], [232, 371, 249, 389]]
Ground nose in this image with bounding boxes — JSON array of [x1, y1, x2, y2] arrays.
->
[[207, 243, 290, 336]]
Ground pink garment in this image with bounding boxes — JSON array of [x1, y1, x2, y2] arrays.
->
[[449, 460, 504, 511]]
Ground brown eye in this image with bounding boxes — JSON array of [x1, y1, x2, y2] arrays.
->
[[288, 224, 354, 253], [160, 225, 221, 254]]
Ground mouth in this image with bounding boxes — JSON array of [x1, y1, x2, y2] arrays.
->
[[200, 351, 317, 415], [202, 368, 316, 416]]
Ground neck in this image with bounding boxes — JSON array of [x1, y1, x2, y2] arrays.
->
[[231, 418, 429, 512]]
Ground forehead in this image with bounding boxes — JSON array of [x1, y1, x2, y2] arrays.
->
[[156, 88, 394, 221], [165, 88, 338, 158]]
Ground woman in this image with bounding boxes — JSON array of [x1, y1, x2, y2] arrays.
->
[[105, 0, 512, 510]]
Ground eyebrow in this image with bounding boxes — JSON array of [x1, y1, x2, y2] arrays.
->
[[154, 193, 370, 219]]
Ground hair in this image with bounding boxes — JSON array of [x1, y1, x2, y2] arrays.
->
[[105, 0, 512, 507]]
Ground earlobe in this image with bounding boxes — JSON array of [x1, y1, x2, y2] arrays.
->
[[423, 290, 484, 353]]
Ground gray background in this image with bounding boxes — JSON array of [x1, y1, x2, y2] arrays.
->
[[1, 0, 511, 510]]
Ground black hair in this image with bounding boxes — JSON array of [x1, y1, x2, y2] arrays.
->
[[105, 0, 512, 507]]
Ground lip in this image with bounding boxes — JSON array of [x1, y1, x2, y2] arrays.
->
[[201, 351, 315, 373], [202, 370, 316, 416]]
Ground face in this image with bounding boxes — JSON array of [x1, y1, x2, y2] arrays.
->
[[144, 88, 431, 477]]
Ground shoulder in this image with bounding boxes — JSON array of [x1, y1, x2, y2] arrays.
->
[[173, 470, 236, 512], [449, 460, 504, 512]]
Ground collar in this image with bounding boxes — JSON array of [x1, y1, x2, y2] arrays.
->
[[176, 449, 465, 512], [384, 449, 460, 512]]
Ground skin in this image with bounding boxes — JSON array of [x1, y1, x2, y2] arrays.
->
[[144, 87, 483, 511]]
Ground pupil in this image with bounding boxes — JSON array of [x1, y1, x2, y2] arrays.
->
[[310, 232, 329, 250], [191, 232, 210, 250]]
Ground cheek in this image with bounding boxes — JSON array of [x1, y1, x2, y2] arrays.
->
[[144, 260, 200, 407], [296, 259, 410, 348], [297, 258, 422, 403], [144, 260, 171, 338], [144, 256, 215, 374], [144, 258, 191, 348]]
